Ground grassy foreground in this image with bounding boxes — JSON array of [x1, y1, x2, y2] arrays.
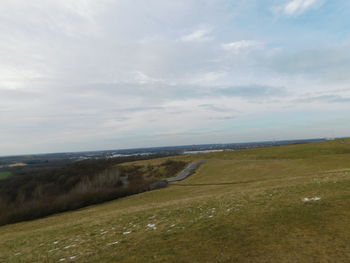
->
[[1, 140, 350, 262]]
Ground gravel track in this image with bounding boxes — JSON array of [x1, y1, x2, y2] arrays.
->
[[166, 161, 206, 182]]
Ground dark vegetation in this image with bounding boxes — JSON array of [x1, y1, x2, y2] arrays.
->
[[0, 156, 186, 226], [119, 160, 188, 179], [0, 172, 12, 179]]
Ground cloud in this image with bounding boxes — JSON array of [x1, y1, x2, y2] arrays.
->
[[0, 0, 350, 155], [114, 106, 165, 113], [268, 44, 350, 83], [73, 82, 285, 102], [298, 95, 350, 103], [222, 40, 263, 53], [199, 104, 234, 113], [210, 116, 237, 121], [215, 85, 286, 98], [189, 71, 226, 84], [132, 71, 163, 84], [179, 27, 212, 42], [280, 0, 325, 16]]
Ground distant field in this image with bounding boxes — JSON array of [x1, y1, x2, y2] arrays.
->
[[0, 172, 12, 180], [0, 139, 350, 262]]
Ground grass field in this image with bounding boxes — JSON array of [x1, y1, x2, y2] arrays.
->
[[0, 171, 12, 180], [0, 139, 350, 262]]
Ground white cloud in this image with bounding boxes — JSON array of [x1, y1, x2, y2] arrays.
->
[[179, 28, 212, 42], [222, 40, 263, 53], [188, 71, 226, 84], [132, 71, 163, 84], [281, 0, 325, 16]]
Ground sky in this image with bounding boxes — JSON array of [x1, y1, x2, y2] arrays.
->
[[1, 0, 350, 155]]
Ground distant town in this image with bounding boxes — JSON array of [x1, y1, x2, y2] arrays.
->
[[0, 138, 326, 168]]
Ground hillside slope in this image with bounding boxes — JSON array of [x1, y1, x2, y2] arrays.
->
[[1, 140, 350, 262]]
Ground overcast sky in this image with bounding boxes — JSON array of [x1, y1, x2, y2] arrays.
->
[[1, 0, 350, 155]]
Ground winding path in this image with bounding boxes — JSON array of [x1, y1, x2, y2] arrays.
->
[[166, 160, 206, 182]]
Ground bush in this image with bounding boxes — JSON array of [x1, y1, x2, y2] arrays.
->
[[0, 157, 161, 226], [0, 156, 186, 226]]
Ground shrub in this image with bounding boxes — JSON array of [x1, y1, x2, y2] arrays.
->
[[0, 156, 185, 226]]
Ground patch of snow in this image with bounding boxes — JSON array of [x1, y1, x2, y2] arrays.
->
[[53, 241, 59, 244], [58, 258, 66, 262], [69, 256, 77, 260], [63, 244, 76, 249], [302, 197, 321, 202], [108, 241, 119, 246], [123, 231, 131, 235], [147, 223, 157, 230]]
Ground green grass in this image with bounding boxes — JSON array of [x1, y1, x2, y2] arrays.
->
[[0, 171, 12, 180], [0, 140, 350, 262]]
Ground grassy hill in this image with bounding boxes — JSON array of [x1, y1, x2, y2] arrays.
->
[[1, 139, 350, 262]]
